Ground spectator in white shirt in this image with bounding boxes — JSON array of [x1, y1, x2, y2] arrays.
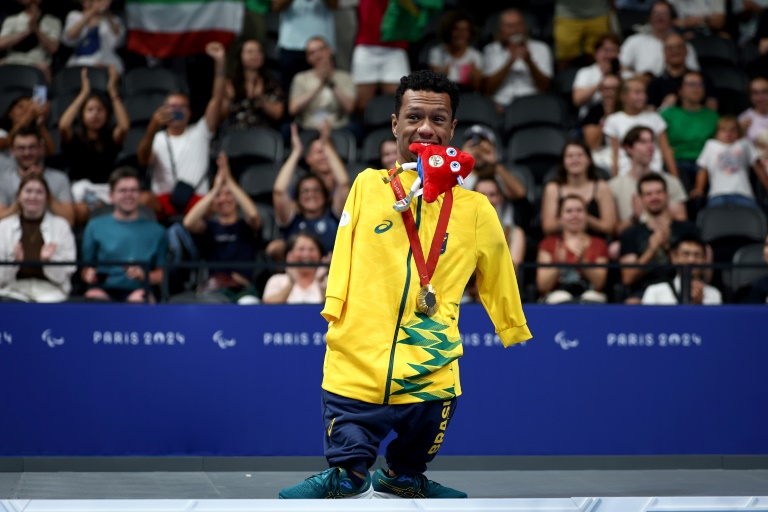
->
[[60, 0, 126, 74], [602, 77, 679, 177], [669, 0, 727, 38], [136, 42, 227, 220], [482, 8, 553, 111], [572, 32, 621, 119], [732, 0, 768, 46], [0, 0, 61, 82], [619, 1, 699, 79], [692, 116, 768, 209], [642, 234, 722, 304]]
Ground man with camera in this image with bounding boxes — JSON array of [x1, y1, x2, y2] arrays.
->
[[137, 41, 227, 219], [481, 8, 553, 111]]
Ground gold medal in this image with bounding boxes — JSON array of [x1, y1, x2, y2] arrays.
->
[[387, 175, 453, 319], [417, 284, 439, 316]]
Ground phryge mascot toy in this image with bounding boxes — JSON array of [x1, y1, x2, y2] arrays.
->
[[382, 143, 475, 210]]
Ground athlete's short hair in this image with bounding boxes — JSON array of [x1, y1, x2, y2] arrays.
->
[[394, 70, 460, 121]]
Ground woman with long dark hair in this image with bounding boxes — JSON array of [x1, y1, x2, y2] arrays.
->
[[58, 66, 129, 225], [222, 38, 285, 131], [261, 231, 329, 304], [540, 140, 616, 238], [428, 10, 483, 93]]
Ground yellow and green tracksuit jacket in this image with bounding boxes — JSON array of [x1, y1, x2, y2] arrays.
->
[[320, 167, 532, 405]]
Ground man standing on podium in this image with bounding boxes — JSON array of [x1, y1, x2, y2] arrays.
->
[[279, 69, 532, 500]]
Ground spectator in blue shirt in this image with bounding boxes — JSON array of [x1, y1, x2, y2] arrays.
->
[[80, 166, 167, 303], [182, 152, 263, 304]]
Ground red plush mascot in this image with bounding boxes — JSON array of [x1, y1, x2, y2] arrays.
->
[[383, 143, 475, 211]]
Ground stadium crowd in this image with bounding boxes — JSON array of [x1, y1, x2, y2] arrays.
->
[[0, 0, 767, 305]]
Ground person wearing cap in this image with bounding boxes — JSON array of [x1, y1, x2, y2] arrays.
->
[[460, 124, 526, 202]]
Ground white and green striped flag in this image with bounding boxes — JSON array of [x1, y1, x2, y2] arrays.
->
[[126, 0, 243, 58]]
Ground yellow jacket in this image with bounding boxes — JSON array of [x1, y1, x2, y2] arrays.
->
[[321, 168, 532, 404]]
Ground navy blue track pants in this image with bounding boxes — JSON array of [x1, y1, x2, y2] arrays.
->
[[321, 390, 458, 476]]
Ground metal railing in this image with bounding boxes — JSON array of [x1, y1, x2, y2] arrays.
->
[[0, 260, 765, 304]]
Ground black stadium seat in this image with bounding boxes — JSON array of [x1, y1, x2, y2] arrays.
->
[[238, 162, 281, 204], [690, 35, 739, 69], [52, 66, 109, 97], [298, 127, 358, 163], [363, 94, 396, 132], [455, 93, 501, 133], [726, 243, 768, 302], [506, 126, 567, 184], [124, 93, 167, 127], [221, 126, 284, 163], [0, 64, 46, 96], [504, 93, 567, 138], [697, 204, 767, 263], [361, 127, 395, 167], [123, 67, 187, 97]]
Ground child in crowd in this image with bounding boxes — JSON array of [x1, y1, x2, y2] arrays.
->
[[692, 116, 768, 209]]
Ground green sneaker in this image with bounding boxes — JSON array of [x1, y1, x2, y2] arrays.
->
[[278, 467, 373, 499], [371, 468, 468, 499]]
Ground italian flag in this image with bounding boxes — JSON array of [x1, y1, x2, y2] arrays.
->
[[126, 0, 243, 58]]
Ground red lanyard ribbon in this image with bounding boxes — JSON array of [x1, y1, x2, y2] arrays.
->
[[389, 175, 453, 287]]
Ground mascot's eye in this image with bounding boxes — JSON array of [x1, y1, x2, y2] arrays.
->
[[450, 161, 461, 172], [446, 147, 457, 157]]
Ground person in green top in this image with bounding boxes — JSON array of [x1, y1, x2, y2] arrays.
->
[[660, 70, 719, 192]]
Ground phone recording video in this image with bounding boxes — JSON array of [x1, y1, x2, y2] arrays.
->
[[32, 85, 47, 104]]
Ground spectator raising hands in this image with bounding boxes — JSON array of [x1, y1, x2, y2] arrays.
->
[[59, 66, 129, 225], [0, 126, 75, 226], [0, 0, 62, 82], [267, 121, 348, 261], [222, 39, 285, 132], [61, 0, 126, 74], [288, 36, 356, 131], [182, 152, 263, 305], [0, 94, 55, 167], [137, 41, 227, 219]]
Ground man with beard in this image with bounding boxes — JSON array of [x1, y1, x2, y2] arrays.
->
[[619, 173, 700, 303]]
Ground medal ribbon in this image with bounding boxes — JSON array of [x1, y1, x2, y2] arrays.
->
[[389, 173, 453, 287]]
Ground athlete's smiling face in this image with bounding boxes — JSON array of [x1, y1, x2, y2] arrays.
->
[[392, 90, 457, 165]]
